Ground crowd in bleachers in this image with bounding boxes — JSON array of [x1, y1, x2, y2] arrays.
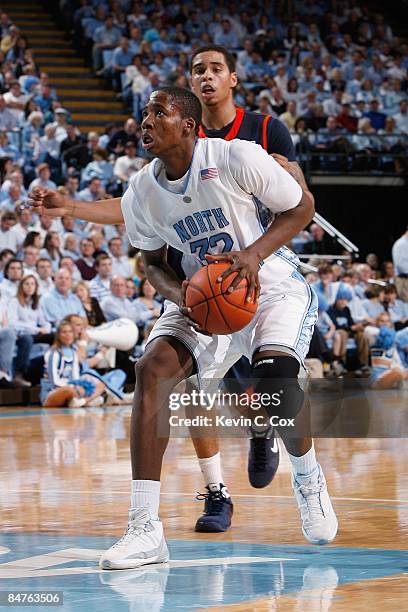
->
[[65, 0, 408, 173], [303, 241, 408, 382], [0, 0, 407, 399]]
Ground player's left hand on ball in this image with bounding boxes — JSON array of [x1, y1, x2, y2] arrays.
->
[[179, 280, 212, 335], [205, 251, 260, 303]]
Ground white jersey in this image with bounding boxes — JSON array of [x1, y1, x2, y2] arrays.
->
[[121, 138, 302, 290]]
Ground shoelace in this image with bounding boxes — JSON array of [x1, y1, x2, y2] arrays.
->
[[252, 437, 269, 471], [297, 481, 326, 518], [196, 490, 227, 515], [113, 512, 153, 547], [114, 524, 147, 547]]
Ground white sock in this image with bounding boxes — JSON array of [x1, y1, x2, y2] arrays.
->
[[131, 480, 161, 520], [289, 443, 318, 478], [198, 452, 224, 488]]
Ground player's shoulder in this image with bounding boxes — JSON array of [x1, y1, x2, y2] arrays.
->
[[128, 160, 153, 191], [228, 137, 269, 161], [242, 109, 270, 125]]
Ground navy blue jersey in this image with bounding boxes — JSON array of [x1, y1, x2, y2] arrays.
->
[[198, 107, 296, 160]]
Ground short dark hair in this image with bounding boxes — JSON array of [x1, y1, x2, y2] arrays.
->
[[190, 44, 236, 74], [157, 86, 202, 135], [4, 258, 22, 278], [0, 248, 14, 260], [1, 211, 17, 223], [95, 253, 111, 267], [384, 284, 397, 295]]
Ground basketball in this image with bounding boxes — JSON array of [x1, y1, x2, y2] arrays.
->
[[185, 262, 258, 334]]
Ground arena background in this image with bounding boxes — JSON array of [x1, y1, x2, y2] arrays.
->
[[0, 2, 407, 611]]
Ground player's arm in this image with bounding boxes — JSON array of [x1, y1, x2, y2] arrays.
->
[[142, 246, 183, 305], [272, 156, 312, 197], [142, 247, 207, 332], [29, 188, 124, 224], [266, 118, 313, 198]]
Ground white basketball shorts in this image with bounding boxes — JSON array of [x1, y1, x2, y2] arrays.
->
[[146, 270, 318, 383]]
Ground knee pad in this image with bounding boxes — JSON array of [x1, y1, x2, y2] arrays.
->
[[251, 356, 304, 422]]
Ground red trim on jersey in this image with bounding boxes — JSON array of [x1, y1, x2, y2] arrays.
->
[[262, 114, 272, 151], [198, 107, 245, 140]]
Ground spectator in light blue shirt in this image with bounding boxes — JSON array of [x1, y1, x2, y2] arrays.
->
[[28, 163, 57, 192], [42, 268, 85, 329], [101, 275, 138, 321], [214, 19, 239, 48], [128, 26, 142, 56], [102, 276, 160, 334], [382, 284, 408, 329], [92, 14, 121, 72], [246, 51, 269, 82], [109, 37, 134, 90], [80, 148, 114, 189], [89, 254, 113, 302]]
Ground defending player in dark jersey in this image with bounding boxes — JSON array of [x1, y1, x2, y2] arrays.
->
[[171, 45, 315, 533]]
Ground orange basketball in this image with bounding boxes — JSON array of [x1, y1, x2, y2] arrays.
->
[[185, 262, 258, 334]]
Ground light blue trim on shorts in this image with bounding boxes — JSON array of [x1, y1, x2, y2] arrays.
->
[[291, 270, 319, 362]]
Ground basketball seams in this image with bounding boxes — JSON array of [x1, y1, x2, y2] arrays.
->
[[213, 294, 233, 333], [220, 297, 257, 314], [187, 281, 209, 306]]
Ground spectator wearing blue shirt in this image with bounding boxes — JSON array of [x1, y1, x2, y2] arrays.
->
[[77, 177, 107, 202], [343, 51, 367, 82], [246, 51, 268, 82], [41, 268, 86, 329], [128, 26, 142, 56], [101, 275, 146, 324], [28, 163, 57, 192], [151, 29, 170, 54], [109, 37, 134, 90], [382, 284, 408, 330], [144, 17, 162, 43], [363, 98, 386, 131], [83, 4, 107, 41], [80, 148, 114, 188], [33, 85, 55, 114], [0, 130, 22, 165], [89, 254, 113, 302], [214, 19, 239, 48], [92, 14, 121, 72], [149, 53, 171, 83], [346, 67, 365, 98]]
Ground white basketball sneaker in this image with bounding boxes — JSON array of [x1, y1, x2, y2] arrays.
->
[[292, 464, 338, 545], [99, 508, 169, 570]]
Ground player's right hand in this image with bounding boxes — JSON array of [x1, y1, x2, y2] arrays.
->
[[29, 187, 69, 217], [179, 280, 211, 336]]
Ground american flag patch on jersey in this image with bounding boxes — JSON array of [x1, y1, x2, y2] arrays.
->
[[200, 167, 218, 180]]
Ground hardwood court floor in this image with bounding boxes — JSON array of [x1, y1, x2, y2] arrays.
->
[[0, 405, 407, 611]]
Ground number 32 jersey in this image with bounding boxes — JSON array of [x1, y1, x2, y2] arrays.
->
[[121, 137, 302, 290]]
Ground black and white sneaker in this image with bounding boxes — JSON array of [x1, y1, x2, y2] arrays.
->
[[195, 483, 233, 532], [248, 427, 280, 488]]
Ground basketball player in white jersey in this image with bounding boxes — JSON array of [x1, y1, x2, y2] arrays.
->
[[30, 87, 338, 570]]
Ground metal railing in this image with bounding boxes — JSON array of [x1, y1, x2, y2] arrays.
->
[[296, 132, 408, 180]]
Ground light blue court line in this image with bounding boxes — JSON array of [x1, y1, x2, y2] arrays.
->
[[0, 534, 407, 612]]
